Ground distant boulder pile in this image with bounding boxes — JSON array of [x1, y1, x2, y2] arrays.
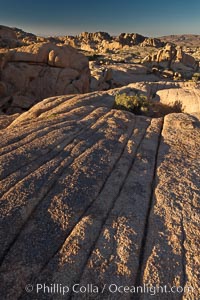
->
[[65, 31, 112, 52], [13, 27, 38, 44], [64, 31, 165, 53], [143, 43, 199, 79], [0, 43, 90, 114], [117, 33, 146, 45], [141, 37, 164, 48], [0, 25, 166, 54]]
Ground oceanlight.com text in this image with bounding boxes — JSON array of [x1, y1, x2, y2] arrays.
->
[[25, 283, 194, 296]]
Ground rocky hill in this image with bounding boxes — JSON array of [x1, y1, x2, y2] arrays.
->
[[1, 25, 165, 51], [159, 34, 200, 47]]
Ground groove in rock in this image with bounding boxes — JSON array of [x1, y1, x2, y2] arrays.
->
[[0, 107, 109, 180], [0, 107, 108, 197], [25, 118, 150, 300], [0, 110, 119, 265], [134, 117, 164, 299], [180, 216, 187, 291], [65, 119, 149, 299], [0, 105, 94, 150], [1, 113, 138, 299]]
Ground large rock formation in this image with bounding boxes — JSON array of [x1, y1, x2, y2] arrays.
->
[[0, 89, 199, 299], [143, 43, 199, 78], [0, 43, 90, 113], [117, 33, 146, 46], [65, 31, 112, 52], [141, 37, 164, 48]]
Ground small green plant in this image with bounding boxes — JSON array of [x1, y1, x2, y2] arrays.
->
[[113, 93, 149, 115]]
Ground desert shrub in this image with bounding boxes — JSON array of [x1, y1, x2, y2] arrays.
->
[[113, 93, 184, 117], [114, 93, 149, 115]]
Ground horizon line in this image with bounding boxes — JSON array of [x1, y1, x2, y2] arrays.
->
[[1, 23, 200, 39]]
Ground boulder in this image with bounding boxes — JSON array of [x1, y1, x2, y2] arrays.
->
[[0, 43, 90, 113], [156, 87, 200, 114]]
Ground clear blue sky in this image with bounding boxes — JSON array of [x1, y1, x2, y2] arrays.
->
[[0, 0, 200, 37]]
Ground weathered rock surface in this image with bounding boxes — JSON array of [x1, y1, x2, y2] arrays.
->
[[140, 113, 200, 300], [0, 90, 199, 299], [0, 113, 19, 129], [90, 63, 159, 91], [156, 87, 200, 114], [0, 43, 90, 113]]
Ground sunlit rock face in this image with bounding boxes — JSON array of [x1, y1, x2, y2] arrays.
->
[[0, 42, 90, 114]]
